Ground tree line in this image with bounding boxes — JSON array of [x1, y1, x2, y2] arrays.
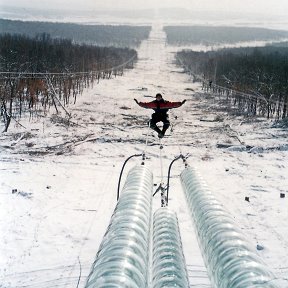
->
[[177, 45, 288, 119], [0, 33, 137, 132], [164, 26, 288, 46], [0, 19, 151, 48]]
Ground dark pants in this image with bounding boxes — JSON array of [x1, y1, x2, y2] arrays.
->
[[148, 113, 170, 135]]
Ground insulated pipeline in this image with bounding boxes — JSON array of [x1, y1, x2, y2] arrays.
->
[[85, 165, 153, 288], [152, 207, 190, 288], [180, 167, 278, 288]]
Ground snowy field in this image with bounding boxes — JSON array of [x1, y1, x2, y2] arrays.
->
[[1, 23, 288, 287]]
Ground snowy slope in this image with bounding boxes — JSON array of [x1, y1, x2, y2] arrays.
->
[[1, 23, 288, 288]]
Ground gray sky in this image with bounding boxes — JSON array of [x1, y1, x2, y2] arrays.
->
[[1, 0, 288, 16]]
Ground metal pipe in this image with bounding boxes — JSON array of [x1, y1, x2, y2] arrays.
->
[[117, 153, 144, 201], [152, 207, 190, 288], [166, 154, 183, 205], [85, 165, 153, 288], [180, 167, 279, 288]]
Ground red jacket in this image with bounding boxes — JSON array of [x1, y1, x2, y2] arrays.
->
[[137, 99, 182, 114]]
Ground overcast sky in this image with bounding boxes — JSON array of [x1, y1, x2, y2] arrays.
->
[[1, 0, 288, 16]]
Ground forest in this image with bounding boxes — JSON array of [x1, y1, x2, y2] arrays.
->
[[0, 33, 137, 132], [164, 26, 288, 46], [0, 19, 151, 48], [176, 45, 288, 120]]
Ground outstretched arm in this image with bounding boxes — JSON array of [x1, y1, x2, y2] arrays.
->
[[134, 99, 186, 109], [134, 99, 157, 109], [162, 100, 186, 109]]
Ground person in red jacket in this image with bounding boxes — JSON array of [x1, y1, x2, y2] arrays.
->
[[134, 93, 186, 138]]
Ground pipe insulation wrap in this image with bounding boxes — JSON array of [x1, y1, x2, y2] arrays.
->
[[152, 207, 190, 288], [85, 165, 153, 288], [180, 167, 278, 288]]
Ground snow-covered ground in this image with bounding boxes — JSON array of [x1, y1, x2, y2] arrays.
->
[[1, 23, 288, 288]]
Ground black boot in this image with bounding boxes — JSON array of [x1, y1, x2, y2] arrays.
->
[[161, 121, 170, 136], [149, 120, 162, 135]]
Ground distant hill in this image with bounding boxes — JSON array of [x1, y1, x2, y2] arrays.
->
[[164, 26, 288, 46], [0, 19, 151, 48]]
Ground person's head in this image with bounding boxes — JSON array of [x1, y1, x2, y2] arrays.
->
[[155, 93, 163, 101]]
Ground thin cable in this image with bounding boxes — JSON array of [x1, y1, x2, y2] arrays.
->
[[176, 55, 282, 105], [170, 111, 184, 156], [159, 138, 164, 185], [176, 134, 183, 156], [158, 139, 167, 207], [0, 55, 136, 79], [46, 76, 71, 117], [169, 111, 190, 170], [142, 119, 151, 156]]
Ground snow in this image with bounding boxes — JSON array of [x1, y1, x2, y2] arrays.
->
[[1, 23, 288, 288]]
